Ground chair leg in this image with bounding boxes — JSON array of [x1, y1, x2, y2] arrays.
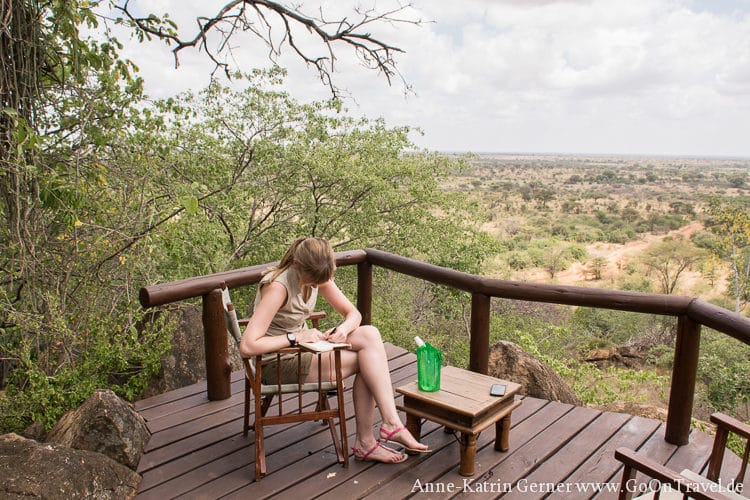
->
[[261, 395, 273, 416], [316, 392, 328, 425], [321, 393, 348, 467], [255, 423, 266, 481], [254, 394, 266, 481], [243, 378, 250, 437], [251, 395, 274, 428], [321, 394, 342, 462]]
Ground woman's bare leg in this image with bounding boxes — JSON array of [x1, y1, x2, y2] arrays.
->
[[308, 325, 427, 453]]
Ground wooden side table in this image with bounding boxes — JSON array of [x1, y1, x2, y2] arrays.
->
[[396, 365, 521, 476]]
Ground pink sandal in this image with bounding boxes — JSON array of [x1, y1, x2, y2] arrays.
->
[[352, 442, 407, 463], [379, 426, 432, 453]]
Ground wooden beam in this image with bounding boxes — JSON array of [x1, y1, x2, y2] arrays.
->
[[140, 250, 367, 308], [203, 288, 231, 400], [665, 314, 701, 445], [357, 261, 372, 326], [469, 293, 490, 374]]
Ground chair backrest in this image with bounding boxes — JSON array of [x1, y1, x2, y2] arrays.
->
[[221, 283, 242, 344], [220, 282, 256, 378]]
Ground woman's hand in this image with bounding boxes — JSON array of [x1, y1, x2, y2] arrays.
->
[[325, 326, 348, 343], [297, 328, 326, 343]]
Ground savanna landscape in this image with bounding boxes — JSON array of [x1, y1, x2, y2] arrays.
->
[[422, 153, 750, 423]]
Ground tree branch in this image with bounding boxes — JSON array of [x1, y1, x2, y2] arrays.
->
[[115, 0, 422, 96]]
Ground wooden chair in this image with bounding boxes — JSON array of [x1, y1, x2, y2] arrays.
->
[[615, 413, 749, 500], [220, 282, 348, 481]]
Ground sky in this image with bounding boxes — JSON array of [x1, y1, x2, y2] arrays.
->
[[110, 0, 750, 158]]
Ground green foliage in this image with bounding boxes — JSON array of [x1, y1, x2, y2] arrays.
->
[[373, 271, 470, 367], [571, 365, 667, 406], [570, 308, 651, 350], [728, 172, 747, 188], [131, 74, 488, 278], [0, 308, 173, 432], [697, 330, 750, 413], [704, 199, 750, 311], [490, 305, 668, 406], [0, 0, 172, 434]]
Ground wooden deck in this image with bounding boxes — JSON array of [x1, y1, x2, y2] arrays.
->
[[134, 343, 746, 499]]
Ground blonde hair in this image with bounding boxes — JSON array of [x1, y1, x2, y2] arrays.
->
[[265, 237, 336, 284]]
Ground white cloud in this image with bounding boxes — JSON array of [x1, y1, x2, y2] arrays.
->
[[108, 0, 750, 157]]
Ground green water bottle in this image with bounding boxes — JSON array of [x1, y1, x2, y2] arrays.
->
[[415, 336, 442, 392]]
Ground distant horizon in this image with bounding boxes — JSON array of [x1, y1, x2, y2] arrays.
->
[[436, 151, 750, 161]]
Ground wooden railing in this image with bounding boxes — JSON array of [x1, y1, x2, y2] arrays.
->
[[139, 248, 750, 446]]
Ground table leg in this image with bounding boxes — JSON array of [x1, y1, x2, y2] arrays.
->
[[459, 433, 477, 476], [405, 413, 422, 441], [404, 413, 423, 456], [494, 415, 511, 452]]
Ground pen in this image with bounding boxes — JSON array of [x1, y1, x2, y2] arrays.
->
[[326, 321, 342, 339]]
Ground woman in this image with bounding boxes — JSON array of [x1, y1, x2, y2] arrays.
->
[[239, 236, 429, 463]]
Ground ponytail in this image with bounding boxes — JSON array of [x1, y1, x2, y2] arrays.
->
[[264, 236, 336, 284]]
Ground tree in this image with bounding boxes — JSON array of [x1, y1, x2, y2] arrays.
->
[[544, 247, 568, 279], [640, 238, 707, 294], [588, 257, 607, 280], [728, 172, 747, 189], [706, 201, 750, 312], [135, 74, 488, 277]]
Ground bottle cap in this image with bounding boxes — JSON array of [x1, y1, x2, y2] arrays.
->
[[414, 336, 425, 347]]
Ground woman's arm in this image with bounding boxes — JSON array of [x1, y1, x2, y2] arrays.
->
[[239, 280, 328, 356], [318, 280, 362, 343], [239, 281, 290, 357]]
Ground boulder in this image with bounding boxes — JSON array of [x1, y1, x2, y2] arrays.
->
[[584, 345, 643, 368], [0, 433, 140, 499], [585, 347, 617, 361], [141, 304, 244, 398], [21, 421, 46, 441], [488, 340, 581, 405], [46, 389, 149, 470], [142, 304, 205, 398]]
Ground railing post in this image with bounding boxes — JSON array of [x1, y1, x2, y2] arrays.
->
[[203, 288, 232, 400], [470, 292, 491, 374], [665, 314, 701, 445], [357, 261, 373, 326]]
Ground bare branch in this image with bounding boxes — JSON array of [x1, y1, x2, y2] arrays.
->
[[115, 0, 423, 96]]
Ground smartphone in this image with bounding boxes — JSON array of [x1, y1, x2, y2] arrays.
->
[[490, 384, 506, 397]]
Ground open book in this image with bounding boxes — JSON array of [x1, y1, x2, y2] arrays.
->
[[299, 340, 351, 352]]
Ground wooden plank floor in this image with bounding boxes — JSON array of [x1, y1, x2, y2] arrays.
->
[[134, 343, 746, 499]]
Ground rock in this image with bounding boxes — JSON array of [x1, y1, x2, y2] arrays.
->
[[46, 389, 149, 470], [585, 348, 617, 361], [21, 421, 46, 441], [488, 340, 581, 405], [584, 345, 643, 368], [141, 304, 205, 398], [0, 433, 140, 499], [596, 401, 668, 422], [141, 304, 244, 399]]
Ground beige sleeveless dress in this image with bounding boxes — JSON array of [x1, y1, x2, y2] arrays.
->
[[254, 267, 317, 384]]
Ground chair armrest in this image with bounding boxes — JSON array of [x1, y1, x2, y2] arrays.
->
[[614, 447, 731, 500], [308, 311, 326, 322], [707, 412, 750, 485], [276, 347, 302, 354], [711, 413, 750, 440]]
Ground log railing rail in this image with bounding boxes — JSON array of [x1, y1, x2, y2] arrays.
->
[[139, 248, 750, 446]]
